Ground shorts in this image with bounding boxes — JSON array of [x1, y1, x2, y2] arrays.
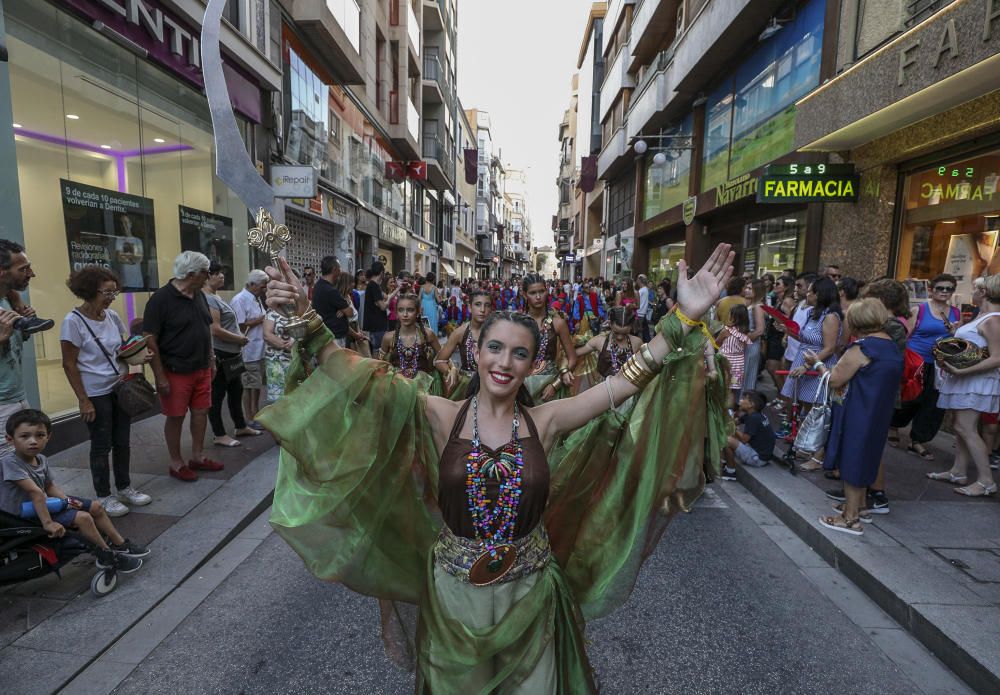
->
[[981, 412, 1000, 426], [159, 368, 212, 417], [735, 442, 769, 467], [241, 360, 265, 389], [50, 497, 93, 527], [0, 400, 30, 456]]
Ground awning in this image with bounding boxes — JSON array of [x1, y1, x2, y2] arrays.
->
[[441, 261, 457, 277]]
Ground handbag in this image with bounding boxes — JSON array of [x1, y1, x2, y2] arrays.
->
[[218, 353, 246, 382], [795, 371, 833, 453], [72, 311, 157, 418]]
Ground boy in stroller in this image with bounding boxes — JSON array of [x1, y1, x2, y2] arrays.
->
[[0, 409, 148, 572]]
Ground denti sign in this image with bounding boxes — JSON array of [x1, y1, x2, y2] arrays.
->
[[757, 163, 860, 203]]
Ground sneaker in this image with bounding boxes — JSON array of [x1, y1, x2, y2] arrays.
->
[[116, 486, 152, 506], [97, 495, 129, 517], [188, 457, 224, 472], [111, 538, 150, 558], [95, 547, 116, 569], [13, 316, 55, 335], [114, 554, 143, 573], [824, 487, 846, 502], [868, 490, 890, 514], [721, 466, 737, 481], [990, 451, 1000, 470]]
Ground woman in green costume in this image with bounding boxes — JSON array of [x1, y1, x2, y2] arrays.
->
[[434, 289, 493, 401], [259, 244, 735, 694], [576, 306, 645, 412], [521, 273, 577, 402]]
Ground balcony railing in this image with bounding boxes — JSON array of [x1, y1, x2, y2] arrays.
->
[[422, 135, 455, 182], [407, 97, 420, 141], [325, 0, 362, 52], [407, 1, 420, 54], [422, 53, 454, 105]]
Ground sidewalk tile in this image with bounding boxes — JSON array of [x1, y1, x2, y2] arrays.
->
[[800, 566, 900, 629], [865, 627, 974, 695], [133, 474, 226, 517], [0, 646, 90, 695]]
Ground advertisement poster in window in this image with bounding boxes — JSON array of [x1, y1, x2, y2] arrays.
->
[[60, 179, 158, 291], [179, 206, 235, 290], [943, 232, 997, 304]]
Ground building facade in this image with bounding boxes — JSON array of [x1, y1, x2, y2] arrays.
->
[[796, 0, 1000, 310], [555, 74, 580, 280], [454, 102, 479, 281], [0, 0, 281, 421], [505, 167, 532, 277], [466, 108, 503, 279], [596, 0, 833, 283]]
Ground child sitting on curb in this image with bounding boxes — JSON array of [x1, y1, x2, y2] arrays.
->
[[0, 409, 149, 572], [722, 391, 775, 480]]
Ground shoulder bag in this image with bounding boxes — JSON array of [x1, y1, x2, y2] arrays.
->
[[72, 311, 157, 418], [794, 371, 832, 454]]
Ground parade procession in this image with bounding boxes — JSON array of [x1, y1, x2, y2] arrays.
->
[[2, 1, 999, 693]]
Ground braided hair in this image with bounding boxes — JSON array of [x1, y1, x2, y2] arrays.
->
[[390, 293, 423, 360], [464, 310, 540, 406]]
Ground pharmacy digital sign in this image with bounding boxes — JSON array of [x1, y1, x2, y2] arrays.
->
[[757, 163, 860, 203]]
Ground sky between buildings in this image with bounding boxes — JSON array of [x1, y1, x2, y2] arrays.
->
[[457, 0, 591, 249]]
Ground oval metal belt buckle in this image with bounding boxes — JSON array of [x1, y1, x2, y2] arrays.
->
[[468, 545, 517, 586]]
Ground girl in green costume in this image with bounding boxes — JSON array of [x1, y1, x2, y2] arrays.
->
[[258, 244, 735, 694], [521, 273, 577, 402], [576, 306, 645, 413], [434, 289, 493, 401], [377, 293, 444, 395]]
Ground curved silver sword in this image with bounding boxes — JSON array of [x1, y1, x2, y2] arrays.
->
[[200, 0, 274, 214]]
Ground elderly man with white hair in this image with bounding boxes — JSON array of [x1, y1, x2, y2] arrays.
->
[[231, 269, 268, 426], [143, 251, 224, 482]]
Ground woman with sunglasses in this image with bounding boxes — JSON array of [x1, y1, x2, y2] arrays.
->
[[891, 274, 960, 459], [257, 246, 734, 693]]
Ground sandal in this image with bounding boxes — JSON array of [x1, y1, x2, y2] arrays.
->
[[954, 481, 998, 497], [887, 431, 900, 448], [818, 514, 864, 536], [235, 427, 265, 437], [212, 437, 241, 448], [926, 471, 968, 485], [907, 443, 935, 460], [798, 456, 824, 472], [824, 469, 841, 480], [832, 503, 872, 523]]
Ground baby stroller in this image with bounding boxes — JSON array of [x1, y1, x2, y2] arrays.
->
[[0, 509, 119, 597], [773, 370, 821, 475]]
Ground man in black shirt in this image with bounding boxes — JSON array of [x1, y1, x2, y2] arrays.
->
[[143, 251, 222, 482], [363, 261, 391, 354], [312, 255, 353, 347]]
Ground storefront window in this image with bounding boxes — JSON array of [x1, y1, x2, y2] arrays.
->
[[7, 2, 250, 417], [648, 242, 686, 285], [701, 0, 824, 191], [643, 115, 693, 220], [742, 213, 807, 277], [895, 148, 1000, 307]]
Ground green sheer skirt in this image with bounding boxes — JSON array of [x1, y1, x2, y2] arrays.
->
[[257, 313, 727, 693]]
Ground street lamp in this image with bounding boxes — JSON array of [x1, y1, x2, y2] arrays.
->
[[632, 133, 695, 164]]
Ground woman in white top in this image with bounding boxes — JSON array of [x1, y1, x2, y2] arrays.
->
[[928, 273, 1000, 496], [60, 267, 152, 517]]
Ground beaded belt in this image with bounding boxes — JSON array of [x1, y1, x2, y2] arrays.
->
[[433, 524, 550, 586]]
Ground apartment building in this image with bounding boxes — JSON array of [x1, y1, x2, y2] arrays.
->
[[505, 167, 532, 276], [597, 0, 833, 283], [454, 103, 479, 281], [555, 74, 580, 280], [466, 108, 505, 279], [576, 3, 606, 280]]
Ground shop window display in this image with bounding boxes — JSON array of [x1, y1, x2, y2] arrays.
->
[[6, 2, 250, 416], [743, 213, 807, 277], [896, 148, 1000, 308], [643, 115, 693, 221], [648, 242, 686, 285]]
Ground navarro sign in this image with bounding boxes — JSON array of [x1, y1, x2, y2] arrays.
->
[[757, 163, 860, 203]]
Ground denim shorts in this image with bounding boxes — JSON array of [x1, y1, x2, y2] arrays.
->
[[735, 443, 768, 467]]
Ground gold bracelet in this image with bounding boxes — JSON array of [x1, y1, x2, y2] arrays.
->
[[639, 344, 661, 373], [620, 357, 654, 390]]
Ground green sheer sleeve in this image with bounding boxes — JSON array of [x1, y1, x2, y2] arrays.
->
[[543, 311, 729, 619], [256, 350, 441, 605]]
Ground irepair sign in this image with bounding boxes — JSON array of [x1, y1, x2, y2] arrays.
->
[[757, 163, 860, 203]]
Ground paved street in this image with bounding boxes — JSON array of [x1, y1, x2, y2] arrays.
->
[[105, 482, 968, 695]]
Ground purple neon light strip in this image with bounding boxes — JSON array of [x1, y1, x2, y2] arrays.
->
[[16, 127, 191, 322]]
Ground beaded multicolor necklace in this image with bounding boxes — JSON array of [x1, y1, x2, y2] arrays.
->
[[463, 325, 478, 373], [532, 311, 554, 372], [608, 335, 633, 375], [465, 396, 524, 581], [395, 328, 422, 378]]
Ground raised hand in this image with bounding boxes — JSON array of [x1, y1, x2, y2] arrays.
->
[[265, 257, 310, 315], [676, 244, 735, 321]]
